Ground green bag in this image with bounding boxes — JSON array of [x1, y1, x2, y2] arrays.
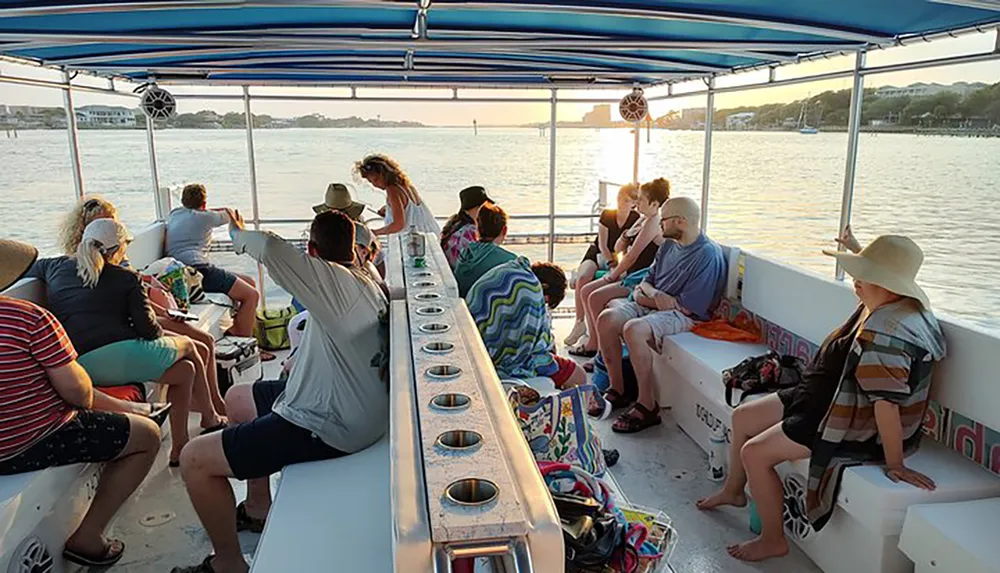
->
[[254, 306, 298, 350]]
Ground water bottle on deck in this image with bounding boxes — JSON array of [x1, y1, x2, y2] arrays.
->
[[708, 425, 727, 482]]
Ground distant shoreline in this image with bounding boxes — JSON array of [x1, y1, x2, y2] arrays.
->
[[3, 124, 998, 138]]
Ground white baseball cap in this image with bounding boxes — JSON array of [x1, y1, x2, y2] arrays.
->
[[81, 218, 132, 254]]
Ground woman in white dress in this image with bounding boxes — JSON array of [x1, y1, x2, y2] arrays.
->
[[355, 154, 441, 237]]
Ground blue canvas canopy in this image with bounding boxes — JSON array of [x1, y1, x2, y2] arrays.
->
[[0, 1, 997, 87]]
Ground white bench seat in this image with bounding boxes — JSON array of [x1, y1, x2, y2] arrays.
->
[[656, 331, 768, 451], [0, 463, 100, 571], [250, 436, 391, 573], [899, 498, 1000, 573]]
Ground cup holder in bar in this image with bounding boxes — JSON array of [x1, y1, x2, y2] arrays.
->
[[429, 393, 471, 411], [413, 280, 438, 288], [414, 292, 441, 301], [426, 365, 462, 380], [445, 478, 499, 507], [435, 430, 483, 453], [422, 341, 455, 354], [419, 323, 451, 334], [415, 305, 445, 316]]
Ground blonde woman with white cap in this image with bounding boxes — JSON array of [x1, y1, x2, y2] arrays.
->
[[25, 219, 228, 466], [698, 226, 947, 563]]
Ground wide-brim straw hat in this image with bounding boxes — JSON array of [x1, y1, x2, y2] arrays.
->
[[0, 239, 39, 292], [314, 183, 366, 220], [823, 234, 930, 308]]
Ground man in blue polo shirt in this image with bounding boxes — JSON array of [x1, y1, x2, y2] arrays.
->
[[594, 197, 726, 434]]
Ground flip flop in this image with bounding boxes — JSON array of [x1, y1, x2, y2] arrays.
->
[[200, 422, 228, 436], [612, 402, 662, 434], [63, 539, 125, 567], [260, 350, 277, 362], [170, 555, 217, 573], [147, 402, 172, 427], [236, 501, 267, 533], [568, 345, 597, 358]]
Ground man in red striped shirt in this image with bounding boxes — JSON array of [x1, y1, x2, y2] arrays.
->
[[0, 239, 161, 568]]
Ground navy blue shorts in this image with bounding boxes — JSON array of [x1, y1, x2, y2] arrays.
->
[[193, 263, 238, 294], [221, 380, 347, 480]]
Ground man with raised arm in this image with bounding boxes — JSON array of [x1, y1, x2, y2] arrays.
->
[[591, 197, 726, 434], [165, 183, 259, 338], [172, 210, 389, 573]]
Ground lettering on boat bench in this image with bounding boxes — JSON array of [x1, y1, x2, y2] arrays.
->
[[696, 403, 732, 443]]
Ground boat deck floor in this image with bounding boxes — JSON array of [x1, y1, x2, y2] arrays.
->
[[91, 317, 821, 573]]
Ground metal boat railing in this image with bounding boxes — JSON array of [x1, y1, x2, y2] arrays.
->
[[1, 25, 998, 296]]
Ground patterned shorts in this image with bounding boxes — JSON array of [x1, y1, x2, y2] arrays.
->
[[0, 411, 131, 475]]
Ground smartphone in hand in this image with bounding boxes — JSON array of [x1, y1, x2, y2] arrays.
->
[[167, 309, 200, 322]]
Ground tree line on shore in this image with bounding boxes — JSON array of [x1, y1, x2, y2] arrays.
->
[[657, 81, 1000, 130]]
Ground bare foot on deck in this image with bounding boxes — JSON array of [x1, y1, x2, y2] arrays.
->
[[696, 489, 747, 510], [727, 536, 789, 562]]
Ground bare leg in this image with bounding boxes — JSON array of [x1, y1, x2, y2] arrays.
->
[[178, 434, 249, 573], [596, 308, 630, 395], [727, 423, 810, 562], [161, 319, 225, 414], [557, 362, 588, 390], [573, 261, 598, 322], [226, 277, 260, 338], [698, 394, 785, 510], [622, 319, 657, 408], [64, 415, 160, 557], [173, 336, 226, 431], [582, 283, 630, 352], [224, 385, 271, 521], [159, 358, 195, 462]]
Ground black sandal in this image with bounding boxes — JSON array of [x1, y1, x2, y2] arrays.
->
[[147, 402, 172, 427], [200, 421, 228, 436], [612, 402, 662, 434], [63, 539, 125, 567], [170, 555, 217, 573], [568, 345, 598, 358], [236, 501, 267, 533]]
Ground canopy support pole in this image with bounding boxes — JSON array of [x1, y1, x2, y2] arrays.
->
[[61, 70, 84, 200], [243, 85, 266, 308], [145, 116, 163, 220], [547, 88, 557, 262], [632, 120, 640, 184], [836, 50, 866, 280], [700, 77, 715, 231]]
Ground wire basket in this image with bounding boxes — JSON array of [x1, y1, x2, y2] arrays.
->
[[567, 504, 677, 573]]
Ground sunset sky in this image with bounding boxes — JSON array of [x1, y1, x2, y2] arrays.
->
[[1, 32, 997, 126]]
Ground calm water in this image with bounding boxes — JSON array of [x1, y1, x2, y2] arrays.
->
[[1, 127, 997, 331]]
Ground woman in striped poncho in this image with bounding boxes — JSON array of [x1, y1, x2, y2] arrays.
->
[[466, 257, 584, 389], [697, 228, 946, 563]]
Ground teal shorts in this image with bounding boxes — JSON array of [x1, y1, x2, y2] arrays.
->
[[78, 337, 181, 386]]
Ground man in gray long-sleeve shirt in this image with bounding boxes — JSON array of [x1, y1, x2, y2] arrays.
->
[[173, 210, 388, 573]]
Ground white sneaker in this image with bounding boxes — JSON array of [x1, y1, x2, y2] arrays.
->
[[564, 320, 587, 346]]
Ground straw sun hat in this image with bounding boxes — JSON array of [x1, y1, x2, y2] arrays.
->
[[0, 239, 39, 292], [823, 235, 930, 309], [314, 183, 366, 220]]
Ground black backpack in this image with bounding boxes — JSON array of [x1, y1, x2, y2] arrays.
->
[[723, 351, 806, 407]]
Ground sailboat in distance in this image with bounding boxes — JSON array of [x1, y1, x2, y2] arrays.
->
[[798, 97, 819, 134]]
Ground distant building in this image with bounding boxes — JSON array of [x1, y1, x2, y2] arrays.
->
[[726, 111, 755, 130], [75, 105, 137, 128], [7, 105, 38, 116], [875, 82, 987, 99], [582, 104, 612, 127]]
